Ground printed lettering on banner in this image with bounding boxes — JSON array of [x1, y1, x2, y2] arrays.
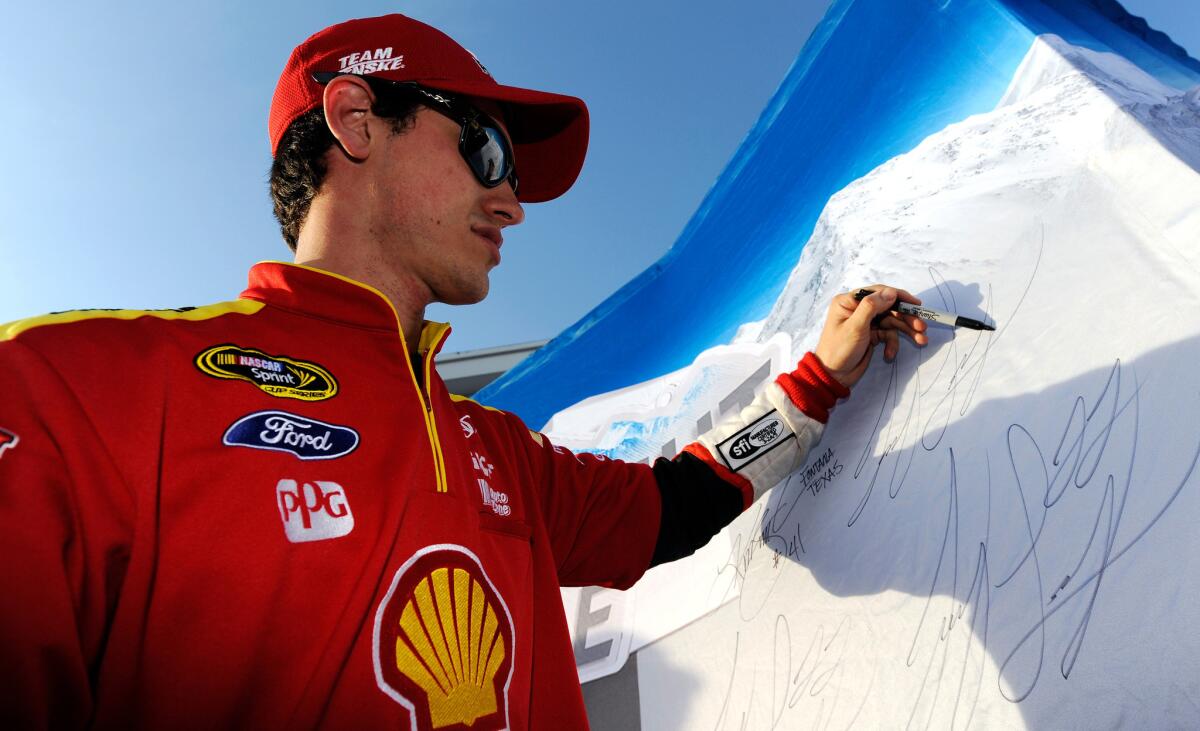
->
[[276, 479, 354, 542], [0, 428, 18, 459], [552, 443, 587, 466], [562, 585, 636, 685]]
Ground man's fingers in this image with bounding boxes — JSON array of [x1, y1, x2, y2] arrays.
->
[[901, 313, 928, 332], [829, 292, 862, 321], [850, 285, 931, 343], [859, 284, 922, 307], [845, 341, 876, 384], [884, 329, 900, 361], [849, 287, 898, 329], [874, 313, 929, 344], [893, 287, 921, 307]]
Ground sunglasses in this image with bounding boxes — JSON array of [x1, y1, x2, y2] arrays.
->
[[312, 72, 518, 195]]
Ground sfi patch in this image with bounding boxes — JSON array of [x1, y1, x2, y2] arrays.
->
[[0, 428, 18, 460], [224, 411, 359, 460], [715, 410, 795, 472], [374, 545, 514, 730], [195, 344, 337, 401]]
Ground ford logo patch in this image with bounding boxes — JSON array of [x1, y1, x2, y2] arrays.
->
[[223, 411, 360, 460]]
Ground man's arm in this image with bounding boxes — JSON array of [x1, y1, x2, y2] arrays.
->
[[0, 339, 133, 729], [525, 286, 925, 584], [650, 286, 927, 565]]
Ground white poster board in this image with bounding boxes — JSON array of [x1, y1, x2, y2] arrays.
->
[[559, 35, 1200, 728]]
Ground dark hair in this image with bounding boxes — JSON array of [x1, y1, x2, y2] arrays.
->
[[269, 89, 422, 251]]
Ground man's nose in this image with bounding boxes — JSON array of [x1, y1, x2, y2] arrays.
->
[[487, 184, 525, 226]]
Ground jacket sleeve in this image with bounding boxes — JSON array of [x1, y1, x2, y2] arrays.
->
[[0, 340, 134, 729], [521, 424, 662, 591], [649, 352, 850, 566]]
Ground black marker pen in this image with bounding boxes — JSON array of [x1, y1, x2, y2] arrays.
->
[[853, 289, 995, 331]]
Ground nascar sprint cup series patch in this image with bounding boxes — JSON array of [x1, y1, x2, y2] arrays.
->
[[195, 344, 338, 401]]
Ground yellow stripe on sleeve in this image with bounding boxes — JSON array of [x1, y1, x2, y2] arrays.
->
[[1, 300, 265, 341]]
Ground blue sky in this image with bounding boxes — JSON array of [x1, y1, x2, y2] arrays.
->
[[1, 0, 1196, 353]]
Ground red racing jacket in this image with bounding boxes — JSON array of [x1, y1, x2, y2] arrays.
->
[[0, 262, 849, 729]]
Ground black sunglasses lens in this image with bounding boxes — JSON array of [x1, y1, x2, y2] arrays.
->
[[462, 121, 516, 192]]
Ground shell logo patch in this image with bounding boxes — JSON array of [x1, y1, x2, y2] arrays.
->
[[374, 545, 514, 730], [195, 344, 338, 401]]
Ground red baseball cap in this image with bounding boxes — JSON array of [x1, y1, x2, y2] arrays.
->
[[269, 14, 589, 203]]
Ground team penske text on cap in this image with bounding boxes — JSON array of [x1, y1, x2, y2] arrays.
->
[[269, 13, 589, 203]]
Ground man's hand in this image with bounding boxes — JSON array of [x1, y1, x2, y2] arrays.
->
[[814, 285, 929, 388]]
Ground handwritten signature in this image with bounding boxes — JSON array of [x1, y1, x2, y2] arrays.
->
[[712, 617, 873, 731], [703, 234, 1200, 726]]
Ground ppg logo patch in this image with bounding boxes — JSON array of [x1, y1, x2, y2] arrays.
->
[[716, 412, 794, 472], [276, 480, 355, 543], [224, 411, 359, 460]]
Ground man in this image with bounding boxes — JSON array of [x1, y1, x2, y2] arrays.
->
[[0, 13, 926, 730]]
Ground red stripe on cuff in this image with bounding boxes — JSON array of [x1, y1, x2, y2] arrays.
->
[[774, 352, 851, 424], [682, 443, 755, 511]]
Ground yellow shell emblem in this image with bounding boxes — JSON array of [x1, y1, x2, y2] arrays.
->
[[375, 547, 513, 730]]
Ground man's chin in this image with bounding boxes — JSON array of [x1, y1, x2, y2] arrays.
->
[[437, 283, 490, 306]]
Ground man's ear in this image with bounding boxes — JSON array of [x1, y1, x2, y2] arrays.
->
[[323, 75, 375, 160]]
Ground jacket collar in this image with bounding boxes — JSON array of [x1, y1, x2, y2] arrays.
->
[[240, 261, 452, 355]]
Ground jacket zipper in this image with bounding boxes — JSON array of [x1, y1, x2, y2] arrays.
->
[[280, 264, 452, 494], [421, 346, 448, 493], [414, 324, 451, 494]]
